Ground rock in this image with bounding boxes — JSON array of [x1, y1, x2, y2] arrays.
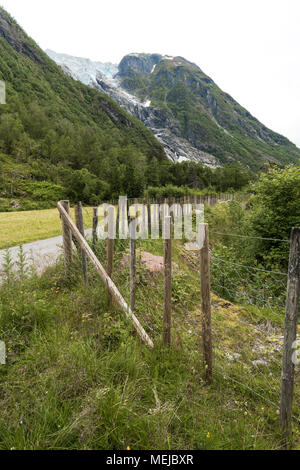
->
[[118, 53, 162, 76], [226, 352, 241, 361], [251, 359, 268, 367], [0, 10, 44, 64], [121, 251, 178, 274], [93, 74, 219, 167], [10, 201, 20, 208]]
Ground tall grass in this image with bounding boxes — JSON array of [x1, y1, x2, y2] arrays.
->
[[0, 244, 297, 450]]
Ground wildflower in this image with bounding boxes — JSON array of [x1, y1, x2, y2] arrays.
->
[[126, 446, 131, 450], [206, 432, 210, 439]]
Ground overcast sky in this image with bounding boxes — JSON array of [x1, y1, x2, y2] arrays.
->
[[1, 0, 299, 147]]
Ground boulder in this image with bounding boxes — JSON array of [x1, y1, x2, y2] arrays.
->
[[121, 251, 179, 274]]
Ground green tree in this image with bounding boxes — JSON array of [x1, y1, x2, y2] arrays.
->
[[246, 164, 300, 268], [0, 114, 24, 153]]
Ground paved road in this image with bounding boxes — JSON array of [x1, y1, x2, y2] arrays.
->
[[0, 229, 92, 276]]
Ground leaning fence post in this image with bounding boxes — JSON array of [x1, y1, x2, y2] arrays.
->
[[92, 207, 98, 250], [199, 223, 213, 383], [130, 217, 137, 312], [60, 200, 73, 269], [280, 227, 300, 442], [75, 202, 88, 285], [163, 216, 172, 346], [57, 201, 154, 348]]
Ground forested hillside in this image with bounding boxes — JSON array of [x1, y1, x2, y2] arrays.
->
[[0, 7, 294, 211], [0, 7, 166, 209]]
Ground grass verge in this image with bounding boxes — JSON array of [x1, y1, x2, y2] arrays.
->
[[0, 238, 299, 450], [0, 207, 93, 249]]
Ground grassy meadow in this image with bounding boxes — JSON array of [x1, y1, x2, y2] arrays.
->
[[0, 234, 299, 450], [0, 207, 94, 249]]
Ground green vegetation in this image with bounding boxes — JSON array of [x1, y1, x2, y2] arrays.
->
[[0, 239, 298, 450], [0, 8, 299, 451], [0, 7, 165, 208], [145, 161, 252, 199], [0, 207, 93, 249], [0, 165, 300, 450], [1, 8, 298, 211], [206, 164, 300, 271], [118, 55, 300, 170]]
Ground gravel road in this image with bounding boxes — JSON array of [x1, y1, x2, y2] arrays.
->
[[0, 229, 92, 276]]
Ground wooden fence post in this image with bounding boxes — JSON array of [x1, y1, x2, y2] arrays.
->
[[280, 227, 300, 441], [199, 223, 213, 383], [107, 236, 114, 309], [130, 217, 137, 312], [61, 200, 73, 269], [92, 207, 98, 250], [75, 202, 88, 285], [163, 216, 172, 346]]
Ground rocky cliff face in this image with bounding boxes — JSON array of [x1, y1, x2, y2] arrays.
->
[[94, 72, 218, 166], [118, 53, 162, 76], [47, 51, 300, 170], [0, 9, 44, 64]]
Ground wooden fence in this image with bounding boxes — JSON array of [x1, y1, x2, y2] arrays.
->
[[58, 200, 154, 349], [58, 199, 299, 442]]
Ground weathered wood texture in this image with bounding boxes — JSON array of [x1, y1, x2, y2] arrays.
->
[[75, 202, 88, 285], [200, 223, 213, 383], [61, 200, 73, 268], [280, 227, 300, 437], [163, 216, 172, 346], [130, 217, 137, 312]]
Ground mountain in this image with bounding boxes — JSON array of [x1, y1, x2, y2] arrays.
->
[[0, 8, 166, 209], [48, 51, 300, 170]]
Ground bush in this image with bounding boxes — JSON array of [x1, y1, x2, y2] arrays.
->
[[245, 164, 300, 268], [17, 180, 67, 202]]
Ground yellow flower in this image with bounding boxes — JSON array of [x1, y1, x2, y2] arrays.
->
[[126, 446, 131, 451], [206, 432, 210, 439]]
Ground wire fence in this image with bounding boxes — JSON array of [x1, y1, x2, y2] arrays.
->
[[87, 200, 299, 426], [1, 197, 299, 434], [179, 231, 299, 424]]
